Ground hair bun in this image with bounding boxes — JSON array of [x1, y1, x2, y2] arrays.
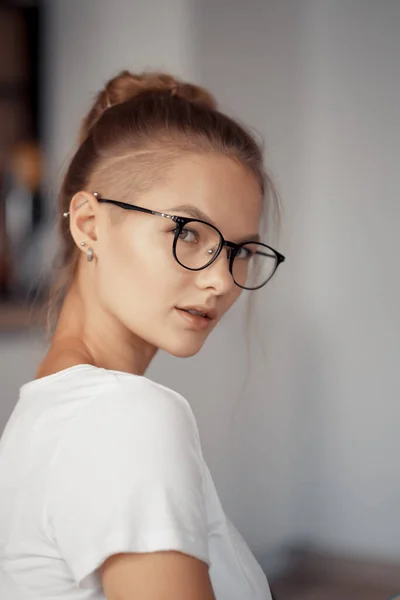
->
[[79, 70, 217, 143]]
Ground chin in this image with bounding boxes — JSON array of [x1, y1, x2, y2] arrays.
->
[[162, 337, 207, 359]]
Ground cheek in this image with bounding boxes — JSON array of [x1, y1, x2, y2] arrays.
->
[[94, 224, 185, 307]]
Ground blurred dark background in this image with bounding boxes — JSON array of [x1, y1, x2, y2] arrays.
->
[[0, 0, 45, 326]]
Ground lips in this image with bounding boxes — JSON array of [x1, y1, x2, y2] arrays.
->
[[176, 306, 217, 321]]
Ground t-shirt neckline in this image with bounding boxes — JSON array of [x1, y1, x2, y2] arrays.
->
[[20, 364, 97, 393]]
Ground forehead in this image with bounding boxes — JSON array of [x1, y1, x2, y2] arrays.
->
[[140, 154, 263, 237]]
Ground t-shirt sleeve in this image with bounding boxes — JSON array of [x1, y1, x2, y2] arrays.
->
[[44, 378, 210, 589]]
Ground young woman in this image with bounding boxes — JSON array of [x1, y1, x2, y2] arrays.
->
[[0, 71, 285, 600]]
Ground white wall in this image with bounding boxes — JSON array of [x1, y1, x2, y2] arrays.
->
[[297, 0, 400, 560], [1, 0, 399, 580]]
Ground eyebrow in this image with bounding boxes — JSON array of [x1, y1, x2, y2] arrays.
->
[[167, 204, 212, 223], [166, 204, 261, 243]]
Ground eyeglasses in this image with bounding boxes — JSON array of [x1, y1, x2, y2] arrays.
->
[[93, 192, 285, 290]]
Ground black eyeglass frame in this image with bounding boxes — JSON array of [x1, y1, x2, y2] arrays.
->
[[94, 193, 285, 290]]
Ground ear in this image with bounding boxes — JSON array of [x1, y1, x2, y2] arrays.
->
[[69, 191, 99, 252]]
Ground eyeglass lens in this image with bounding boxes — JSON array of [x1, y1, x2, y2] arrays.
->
[[173, 221, 277, 289]]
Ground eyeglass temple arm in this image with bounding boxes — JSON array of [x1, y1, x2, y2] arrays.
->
[[96, 198, 187, 224], [97, 198, 156, 216]]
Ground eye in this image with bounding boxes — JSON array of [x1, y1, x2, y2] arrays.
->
[[172, 226, 199, 243], [235, 246, 253, 260]]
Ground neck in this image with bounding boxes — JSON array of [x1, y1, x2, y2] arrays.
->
[[37, 268, 158, 379]]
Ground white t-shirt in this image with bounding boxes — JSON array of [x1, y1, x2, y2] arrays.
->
[[0, 365, 272, 599]]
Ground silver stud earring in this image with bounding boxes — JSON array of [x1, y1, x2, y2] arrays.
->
[[87, 247, 94, 262], [63, 211, 69, 218], [80, 241, 85, 247]]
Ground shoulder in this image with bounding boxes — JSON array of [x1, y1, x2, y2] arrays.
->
[[49, 367, 203, 466], [84, 369, 200, 438], [36, 364, 197, 433], [46, 368, 206, 504]]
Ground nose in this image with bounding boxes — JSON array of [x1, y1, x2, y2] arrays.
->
[[195, 248, 235, 295]]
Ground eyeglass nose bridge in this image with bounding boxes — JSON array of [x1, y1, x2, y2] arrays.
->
[[203, 241, 239, 282], [222, 241, 239, 270], [205, 239, 236, 262], [203, 241, 224, 266]]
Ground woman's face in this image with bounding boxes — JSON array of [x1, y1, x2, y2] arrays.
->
[[93, 153, 262, 358]]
